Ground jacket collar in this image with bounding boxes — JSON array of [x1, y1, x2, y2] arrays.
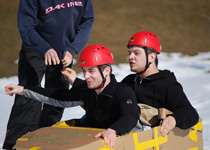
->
[[135, 69, 173, 83], [98, 74, 117, 98]]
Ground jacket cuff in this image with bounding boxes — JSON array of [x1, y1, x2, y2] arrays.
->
[[73, 78, 85, 87]]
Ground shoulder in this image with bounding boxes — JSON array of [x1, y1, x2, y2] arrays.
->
[[121, 74, 136, 85], [157, 70, 184, 92], [115, 82, 136, 96], [157, 70, 179, 83], [112, 83, 138, 106]]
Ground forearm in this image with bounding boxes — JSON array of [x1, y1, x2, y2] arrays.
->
[[172, 107, 199, 129], [167, 88, 199, 129], [23, 87, 83, 108], [109, 113, 139, 135], [73, 77, 86, 87]]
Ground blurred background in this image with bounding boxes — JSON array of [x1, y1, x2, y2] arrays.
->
[[0, 0, 210, 77]]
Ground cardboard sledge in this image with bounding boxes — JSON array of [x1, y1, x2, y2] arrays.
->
[[14, 119, 203, 150]]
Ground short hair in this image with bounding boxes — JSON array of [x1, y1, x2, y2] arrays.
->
[[100, 64, 112, 75]]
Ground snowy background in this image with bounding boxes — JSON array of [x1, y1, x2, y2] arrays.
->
[[0, 52, 210, 149]]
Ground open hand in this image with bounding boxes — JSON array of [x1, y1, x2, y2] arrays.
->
[[95, 128, 117, 149], [45, 49, 60, 65], [160, 116, 176, 136]]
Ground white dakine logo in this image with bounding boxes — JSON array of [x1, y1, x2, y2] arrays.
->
[[126, 99, 132, 104], [45, 1, 83, 14]]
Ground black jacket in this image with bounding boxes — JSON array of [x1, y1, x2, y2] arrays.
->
[[121, 70, 199, 129], [24, 74, 140, 135]]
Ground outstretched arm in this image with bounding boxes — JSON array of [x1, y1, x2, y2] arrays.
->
[[6, 84, 83, 108], [5, 84, 24, 96]]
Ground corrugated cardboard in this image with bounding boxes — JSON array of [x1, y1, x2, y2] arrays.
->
[[14, 119, 203, 150]]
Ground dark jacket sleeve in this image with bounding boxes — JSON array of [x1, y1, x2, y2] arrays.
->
[[17, 0, 52, 56], [166, 82, 199, 129], [108, 85, 140, 135], [73, 77, 86, 87], [23, 86, 84, 108]]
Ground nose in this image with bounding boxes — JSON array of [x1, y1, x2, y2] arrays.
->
[[129, 52, 134, 60], [84, 71, 90, 80]]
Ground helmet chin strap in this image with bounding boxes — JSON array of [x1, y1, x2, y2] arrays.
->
[[94, 65, 107, 90], [137, 47, 151, 75]]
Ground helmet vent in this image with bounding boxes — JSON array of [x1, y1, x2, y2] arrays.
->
[[93, 47, 101, 53]]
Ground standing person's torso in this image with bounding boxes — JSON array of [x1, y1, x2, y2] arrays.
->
[[18, 0, 94, 58], [36, 0, 86, 56]]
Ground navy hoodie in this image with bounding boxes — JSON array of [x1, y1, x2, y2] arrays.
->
[[122, 69, 199, 129], [18, 0, 94, 58]]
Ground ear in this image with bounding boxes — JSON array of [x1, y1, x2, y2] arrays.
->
[[148, 52, 157, 64], [103, 66, 111, 76]]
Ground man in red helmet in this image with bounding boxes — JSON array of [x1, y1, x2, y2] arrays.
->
[[5, 44, 140, 149], [122, 31, 199, 136]]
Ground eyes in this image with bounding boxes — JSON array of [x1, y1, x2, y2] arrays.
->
[[82, 67, 98, 74], [128, 50, 142, 56]]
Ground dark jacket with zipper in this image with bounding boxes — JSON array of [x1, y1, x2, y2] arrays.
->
[[121, 69, 199, 129], [24, 74, 140, 135]]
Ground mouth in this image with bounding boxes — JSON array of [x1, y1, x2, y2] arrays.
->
[[129, 62, 135, 66], [86, 80, 93, 85]]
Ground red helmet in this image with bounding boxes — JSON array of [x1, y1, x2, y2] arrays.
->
[[127, 31, 161, 54], [79, 44, 114, 67]]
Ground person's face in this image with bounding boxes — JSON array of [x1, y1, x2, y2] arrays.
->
[[128, 46, 147, 73], [82, 66, 103, 89]]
